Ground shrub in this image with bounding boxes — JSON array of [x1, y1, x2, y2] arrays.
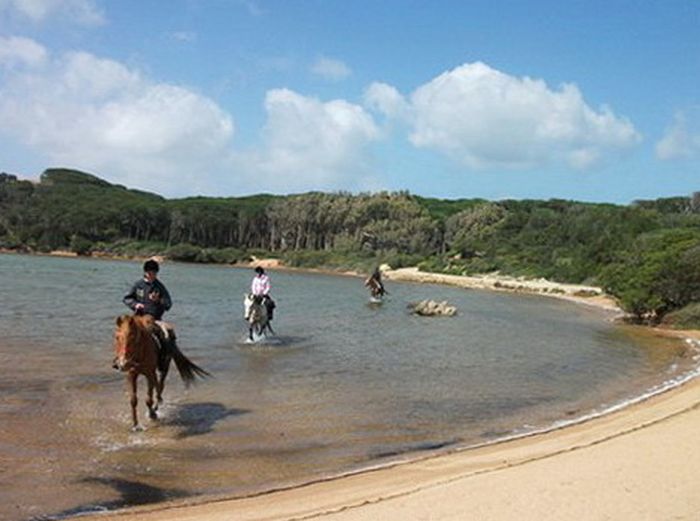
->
[[165, 243, 201, 262], [661, 302, 700, 329], [69, 234, 93, 256]]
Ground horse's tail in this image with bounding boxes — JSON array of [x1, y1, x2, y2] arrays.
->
[[170, 341, 211, 387]]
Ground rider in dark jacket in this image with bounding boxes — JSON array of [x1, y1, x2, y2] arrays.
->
[[123, 259, 172, 320], [365, 266, 386, 297], [115, 259, 173, 370]]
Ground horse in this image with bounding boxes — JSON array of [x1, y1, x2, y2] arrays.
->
[[365, 277, 386, 301], [243, 293, 275, 341], [113, 314, 210, 430]]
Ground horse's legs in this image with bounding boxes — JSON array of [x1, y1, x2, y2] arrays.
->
[[146, 371, 158, 421], [156, 355, 170, 405], [128, 371, 140, 430], [248, 325, 254, 341]]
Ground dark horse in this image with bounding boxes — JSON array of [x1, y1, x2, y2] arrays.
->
[[113, 314, 210, 430]]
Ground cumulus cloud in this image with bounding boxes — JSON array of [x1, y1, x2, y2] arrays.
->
[[0, 38, 234, 194], [656, 111, 700, 160], [0, 35, 47, 67], [0, 37, 383, 196], [365, 62, 641, 170], [311, 57, 351, 81], [232, 88, 381, 192], [364, 82, 409, 119], [0, 0, 105, 25]]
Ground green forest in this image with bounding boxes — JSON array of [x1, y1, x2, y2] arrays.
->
[[2, 168, 699, 327]]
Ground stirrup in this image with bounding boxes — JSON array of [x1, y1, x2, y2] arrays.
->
[[150, 332, 163, 351]]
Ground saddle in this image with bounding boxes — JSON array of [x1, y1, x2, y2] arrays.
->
[[139, 316, 176, 364]]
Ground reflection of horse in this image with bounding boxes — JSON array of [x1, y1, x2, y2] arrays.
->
[[113, 314, 210, 430], [243, 294, 275, 341]]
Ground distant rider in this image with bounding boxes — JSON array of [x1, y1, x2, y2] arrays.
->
[[365, 266, 386, 298], [249, 266, 276, 320]]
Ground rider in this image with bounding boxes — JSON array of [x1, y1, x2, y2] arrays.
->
[[364, 266, 386, 297], [250, 266, 275, 320], [124, 259, 172, 320], [123, 259, 174, 353]]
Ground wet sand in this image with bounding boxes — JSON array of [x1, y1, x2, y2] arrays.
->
[[70, 368, 700, 521]]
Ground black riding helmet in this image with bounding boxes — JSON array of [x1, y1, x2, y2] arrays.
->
[[254, 266, 265, 275], [143, 259, 160, 273]]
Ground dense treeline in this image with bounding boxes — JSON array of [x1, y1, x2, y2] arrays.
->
[[1, 168, 699, 325]]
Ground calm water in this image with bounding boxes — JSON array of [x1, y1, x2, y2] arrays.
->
[[0, 253, 696, 521]]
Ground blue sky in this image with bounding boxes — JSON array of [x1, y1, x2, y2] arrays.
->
[[0, 0, 698, 203]]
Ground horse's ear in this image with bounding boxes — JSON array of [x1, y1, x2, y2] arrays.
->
[[116, 315, 124, 326]]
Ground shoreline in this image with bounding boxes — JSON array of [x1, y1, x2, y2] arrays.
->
[[71, 370, 700, 521], [4, 248, 697, 340], [5, 250, 699, 519], [383, 266, 623, 314]]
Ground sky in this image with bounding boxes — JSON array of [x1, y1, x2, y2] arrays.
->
[[0, 0, 698, 203]]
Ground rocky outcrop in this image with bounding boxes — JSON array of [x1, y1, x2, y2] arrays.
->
[[408, 299, 457, 317]]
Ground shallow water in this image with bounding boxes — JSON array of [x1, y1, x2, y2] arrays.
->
[[0, 253, 696, 521]]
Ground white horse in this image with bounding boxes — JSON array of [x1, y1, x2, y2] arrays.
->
[[243, 293, 274, 341]]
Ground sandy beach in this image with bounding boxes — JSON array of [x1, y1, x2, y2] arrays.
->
[[383, 266, 622, 313], [71, 368, 700, 521], [64, 265, 700, 521]]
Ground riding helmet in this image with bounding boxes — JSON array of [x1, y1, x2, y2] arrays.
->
[[143, 259, 160, 273]]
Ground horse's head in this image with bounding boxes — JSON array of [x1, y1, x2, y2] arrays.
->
[[114, 315, 144, 371]]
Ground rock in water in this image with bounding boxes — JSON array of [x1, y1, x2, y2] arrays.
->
[[408, 299, 457, 316]]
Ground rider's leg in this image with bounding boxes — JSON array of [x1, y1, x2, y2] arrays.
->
[[264, 296, 275, 320]]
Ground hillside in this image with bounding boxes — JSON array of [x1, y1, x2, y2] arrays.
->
[[1, 168, 699, 324]]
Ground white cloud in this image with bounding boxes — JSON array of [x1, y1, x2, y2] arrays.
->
[[0, 0, 105, 25], [236, 0, 265, 17], [366, 62, 641, 170], [170, 31, 197, 43], [0, 38, 234, 195], [0, 35, 47, 67], [311, 57, 351, 81], [364, 82, 409, 119], [231, 88, 381, 192], [656, 111, 700, 160], [0, 37, 383, 196]]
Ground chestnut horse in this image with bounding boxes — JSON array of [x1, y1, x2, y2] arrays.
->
[[113, 314, 210, 430]]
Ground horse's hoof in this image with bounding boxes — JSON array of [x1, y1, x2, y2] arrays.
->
[[149, 411, 158, 420], [131, 424, 145, 432]]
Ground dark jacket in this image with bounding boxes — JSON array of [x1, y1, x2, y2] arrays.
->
[[123, 278, 172, 320]]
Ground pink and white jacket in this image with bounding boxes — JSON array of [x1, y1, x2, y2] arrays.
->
[[251, 274, 271, 296]]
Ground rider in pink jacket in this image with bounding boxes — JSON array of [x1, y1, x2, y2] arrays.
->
[[251, 266, 271, 296], [251, 266, 275, 319]]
